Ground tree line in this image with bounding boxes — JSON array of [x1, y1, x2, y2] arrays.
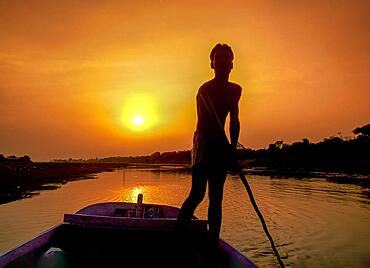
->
[[3, 123, 369, 174], [91, 123, 370, 174]]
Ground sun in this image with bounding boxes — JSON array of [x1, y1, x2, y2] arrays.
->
[[121, 94, 158, 132], [132, 115, 144, 126]]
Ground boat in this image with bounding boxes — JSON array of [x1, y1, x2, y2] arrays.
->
[[0, 194, 257, 268]]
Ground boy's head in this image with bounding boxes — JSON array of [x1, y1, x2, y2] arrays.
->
[[210, 44, 234, 76]]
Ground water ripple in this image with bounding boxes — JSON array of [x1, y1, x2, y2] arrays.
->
[[0, 170, 369, 267]]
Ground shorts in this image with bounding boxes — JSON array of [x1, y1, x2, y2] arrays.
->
[[191, 130, 230, 171]]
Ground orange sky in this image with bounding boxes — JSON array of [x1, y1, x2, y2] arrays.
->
[[0, 1, 369, 161]]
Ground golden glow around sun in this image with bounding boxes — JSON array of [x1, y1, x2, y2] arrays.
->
[[121, 94, 158, 131]]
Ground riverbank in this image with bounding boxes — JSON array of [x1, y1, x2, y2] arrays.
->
[[242, 168, 370, 188], [0, 162, 127, 204]]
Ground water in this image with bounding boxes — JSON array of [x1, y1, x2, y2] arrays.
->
[[0, 168, 369, 267]]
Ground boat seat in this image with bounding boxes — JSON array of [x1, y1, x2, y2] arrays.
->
[[64, 213, 208, 232]]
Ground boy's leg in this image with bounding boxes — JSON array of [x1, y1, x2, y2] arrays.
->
[[207, 168, 227, 247], [176, 165, 207, 231]]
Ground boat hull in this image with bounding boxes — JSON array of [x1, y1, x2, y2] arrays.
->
[[0, 202, 257, 268]]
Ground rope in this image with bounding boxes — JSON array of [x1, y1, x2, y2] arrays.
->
[[199, 92, 286, 268]]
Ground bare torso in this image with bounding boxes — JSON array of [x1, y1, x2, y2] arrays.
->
[[196, 79, 241, 137]]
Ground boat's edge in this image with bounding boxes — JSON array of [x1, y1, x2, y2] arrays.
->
[[64, 213, 208, 231], [0, 224, 62, 268], [219, 239, 258, 268]]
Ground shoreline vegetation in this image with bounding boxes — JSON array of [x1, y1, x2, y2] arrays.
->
[[1, 124, 369, 204], [0, 161, 127, 204]]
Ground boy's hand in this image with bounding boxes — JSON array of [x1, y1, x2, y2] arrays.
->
[[228, 145, 241, 174]]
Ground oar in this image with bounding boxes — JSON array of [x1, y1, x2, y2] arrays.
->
[[237, 168, 286, 268]]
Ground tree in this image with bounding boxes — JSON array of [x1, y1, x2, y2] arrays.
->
[[353, 123, 370, 137], [19, 155, 31, 162], [275, 140, 284, 149]]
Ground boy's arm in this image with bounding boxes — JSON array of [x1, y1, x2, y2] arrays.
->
[[229, 85, 242, 148]]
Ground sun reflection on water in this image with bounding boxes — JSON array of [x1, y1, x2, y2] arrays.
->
[[127, 186, 144, 202]]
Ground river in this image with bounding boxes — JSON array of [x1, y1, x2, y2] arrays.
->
[[0, 168, 369, 267]]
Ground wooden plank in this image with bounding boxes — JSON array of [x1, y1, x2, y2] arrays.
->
[[64, 214, 207, 231]]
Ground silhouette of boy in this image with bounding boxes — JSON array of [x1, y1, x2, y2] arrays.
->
[[176, 43, 242, 250]]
